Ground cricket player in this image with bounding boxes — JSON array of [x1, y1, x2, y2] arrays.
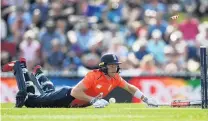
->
[[2, 54, 158, 108]]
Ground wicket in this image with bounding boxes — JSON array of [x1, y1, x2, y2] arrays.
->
[[200, 46, 208, 109]]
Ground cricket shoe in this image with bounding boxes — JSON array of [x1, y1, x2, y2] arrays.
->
[[2, 58, 26, 72], [15, 91, 27, 108]]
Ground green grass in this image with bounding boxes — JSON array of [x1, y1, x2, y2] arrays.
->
[[1, 103, 208, 121]]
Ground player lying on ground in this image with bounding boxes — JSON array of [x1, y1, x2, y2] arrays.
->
[[2, 54, 158, 108]]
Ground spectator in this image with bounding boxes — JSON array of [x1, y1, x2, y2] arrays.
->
[[87, 31, 104, 56], [181, 0, 197, 14], [10, 17, 26, 44], [124, 21, 140, 48], [85, 0, 106, 22], [179, 15, 199, 43], [103, 0, 124, 24], [49, 1, 71, 21], [30, 9, 41, 36], [179, 15, 199, 60], [30, 0, 49, 25], [31, 9, 41, 28], [46, 39, 65, 70], [39, 19, 66, 60], [102, 24, 125, 49], [107, 39, 128, 62], [79, 32, 103, 70], [147, 29, 166, 65], [56, 19, 67, 40], [133, 39, 149, 61], [198, 0, 208, 17], [8, 7, 32, 30], [1, 0, 207, 72], [8, 7, 31, 44], [19, 30, 40, 70], [73, 22, 94, 54], [148, 15, 168, 38], [143, 0, 167, 15], [140, 54, 159, 74], [122, 0, 142, 26], [63, 51, 82, 71], [165, 31, 187, 71]]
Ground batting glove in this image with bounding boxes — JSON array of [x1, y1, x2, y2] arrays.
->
[[90, 98, 109, 108], [143, 97, 158, 107]]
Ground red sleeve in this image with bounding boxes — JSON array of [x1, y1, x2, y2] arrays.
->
[[116, 75, 126, 88], [81, 71, 95, 89]]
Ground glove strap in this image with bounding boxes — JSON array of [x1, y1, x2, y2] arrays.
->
[[142, 96, 148, 103]]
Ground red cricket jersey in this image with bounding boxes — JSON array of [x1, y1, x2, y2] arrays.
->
[[70, 70, 126, 107]]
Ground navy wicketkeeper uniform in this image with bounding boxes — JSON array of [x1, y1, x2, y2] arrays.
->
[[8, 59, 75, 108]]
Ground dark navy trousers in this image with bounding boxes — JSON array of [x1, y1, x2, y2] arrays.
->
[[24, 86, 75, 108]]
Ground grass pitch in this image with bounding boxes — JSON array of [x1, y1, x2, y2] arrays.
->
[[1, 103, 208, 121]]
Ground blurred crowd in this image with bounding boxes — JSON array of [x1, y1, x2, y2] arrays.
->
[[1, 0, 208, 74]]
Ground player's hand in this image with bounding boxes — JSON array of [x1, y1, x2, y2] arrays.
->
[[90, 93, 109, 108], [143, 97, 158, 107], [92, 99, 109, 108], [100, 99, 109, 106], [90, 93, 103, 104]]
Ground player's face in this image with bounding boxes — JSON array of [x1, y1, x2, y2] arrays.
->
[[107, 64, 118, 75]]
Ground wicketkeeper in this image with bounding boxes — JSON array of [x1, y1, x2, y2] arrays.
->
[[2, 54, 158, 108]]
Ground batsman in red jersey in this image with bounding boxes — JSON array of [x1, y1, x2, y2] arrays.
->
[[2, 54, 158, 108]]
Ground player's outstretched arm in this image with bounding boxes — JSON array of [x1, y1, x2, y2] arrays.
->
[[122, 81, 158, 107], [122, 82, 146, 101]]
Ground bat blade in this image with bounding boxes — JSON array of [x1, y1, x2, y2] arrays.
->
[[158, 100, 202, 107]]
